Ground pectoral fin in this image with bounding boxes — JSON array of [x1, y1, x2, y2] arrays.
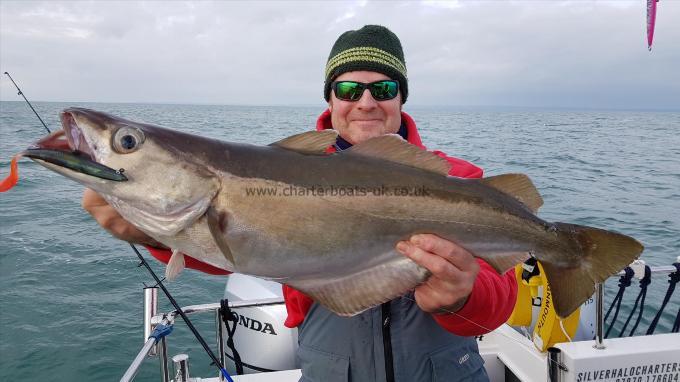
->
[[165, 249, 185, 280], [207, 206, 236, 266], [286, 254, 431, 316]]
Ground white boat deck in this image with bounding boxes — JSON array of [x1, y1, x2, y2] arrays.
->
[[231, 370, 301, 381]]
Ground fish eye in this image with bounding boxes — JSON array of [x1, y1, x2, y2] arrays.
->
[[112, 126, 145, 154]]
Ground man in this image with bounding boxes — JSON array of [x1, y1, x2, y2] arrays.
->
[[83, 25, 517, 381]]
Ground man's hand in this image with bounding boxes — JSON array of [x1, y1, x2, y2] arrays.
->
[[396, 234, 479, 314], [82, 188, 166, 248]]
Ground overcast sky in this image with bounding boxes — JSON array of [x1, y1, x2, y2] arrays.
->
[[0, 1, 678, 110]]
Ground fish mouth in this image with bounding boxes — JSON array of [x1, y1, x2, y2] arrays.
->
[[21, 111, 127, 182]]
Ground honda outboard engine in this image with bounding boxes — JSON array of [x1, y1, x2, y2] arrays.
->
[[221, 274, 299, 374]]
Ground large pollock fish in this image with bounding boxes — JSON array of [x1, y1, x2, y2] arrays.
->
[[14, 108, 643, 318]]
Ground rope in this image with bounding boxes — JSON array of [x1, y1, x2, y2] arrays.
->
[[604, 267, 634, 338], [646, 263, 680, 335], [558, 318, 572, 342], [618, 265, 652, 337], [149, 322, 174, 342], [220, 299, 244, 375], [672, 307, 679, 333]]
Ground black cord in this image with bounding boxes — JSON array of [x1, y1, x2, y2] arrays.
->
[[604, 267, 634, 338], [672, 307, 679, 333], [220, 299, 244, 375], [628, 265, 652, 336], [646, 263, 680, 335], [618, 266, 651, 337]]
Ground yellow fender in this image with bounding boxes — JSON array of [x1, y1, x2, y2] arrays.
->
[[507, 261, 581, 351], [506, 264, 534, 326]]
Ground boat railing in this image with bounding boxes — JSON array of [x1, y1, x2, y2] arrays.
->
[[121, 258, 679, 382], [594, 258, 679, 349], [121, 297, 286, 382]]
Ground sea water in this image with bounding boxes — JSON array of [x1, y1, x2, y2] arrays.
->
[[1, 101, 678, 381]]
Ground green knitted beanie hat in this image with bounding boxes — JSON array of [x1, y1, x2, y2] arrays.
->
[[324, 25, 408, 103]]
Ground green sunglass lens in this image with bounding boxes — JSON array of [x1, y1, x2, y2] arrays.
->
[[370, 81, 398, 100], [336, 82, 363, 100]]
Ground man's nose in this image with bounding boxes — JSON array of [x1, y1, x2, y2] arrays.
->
[[356, 88, 378, 109]]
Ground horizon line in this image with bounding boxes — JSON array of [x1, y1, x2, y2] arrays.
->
[[0, 99, 677, 113]]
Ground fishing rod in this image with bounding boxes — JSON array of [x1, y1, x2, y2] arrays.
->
[[3, 74, 234, 382], [3, 72, 51, 134]]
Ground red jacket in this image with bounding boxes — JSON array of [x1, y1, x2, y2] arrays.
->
[[147, 110, 517, 336]]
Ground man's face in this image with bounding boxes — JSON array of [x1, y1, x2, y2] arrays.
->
[[329, 71, 402, 145]]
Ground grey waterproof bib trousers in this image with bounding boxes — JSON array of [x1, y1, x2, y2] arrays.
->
[[296, 292, 489, 382]]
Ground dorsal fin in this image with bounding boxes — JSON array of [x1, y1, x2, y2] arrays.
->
[[481, 173, 544, 213], [346, 134, 451, 176], [270, 130, 338, 155]]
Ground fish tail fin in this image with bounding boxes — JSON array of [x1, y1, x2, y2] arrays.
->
[[540, 223, 643, 318]]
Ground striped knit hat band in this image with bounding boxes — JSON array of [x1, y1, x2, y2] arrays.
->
[[324, 25, 408, 103], [325, 47, 407, 80]]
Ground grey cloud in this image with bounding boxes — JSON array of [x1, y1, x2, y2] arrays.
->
[[0, 0, 678, 110]]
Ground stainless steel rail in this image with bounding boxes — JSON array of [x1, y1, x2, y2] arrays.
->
[[619, 265, 677, 275], [158, 336, 169, 382], [143, 287, 158, 356], [616, 260, 678, 278], [547, 347, 565, 382], [594, 283, 606, 349], [172, 354, 190, 382], [123, 297, 285, 382], [171, 298, 286, 318], [121, 337, 158, 382], [121, 318, 170, 382]]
